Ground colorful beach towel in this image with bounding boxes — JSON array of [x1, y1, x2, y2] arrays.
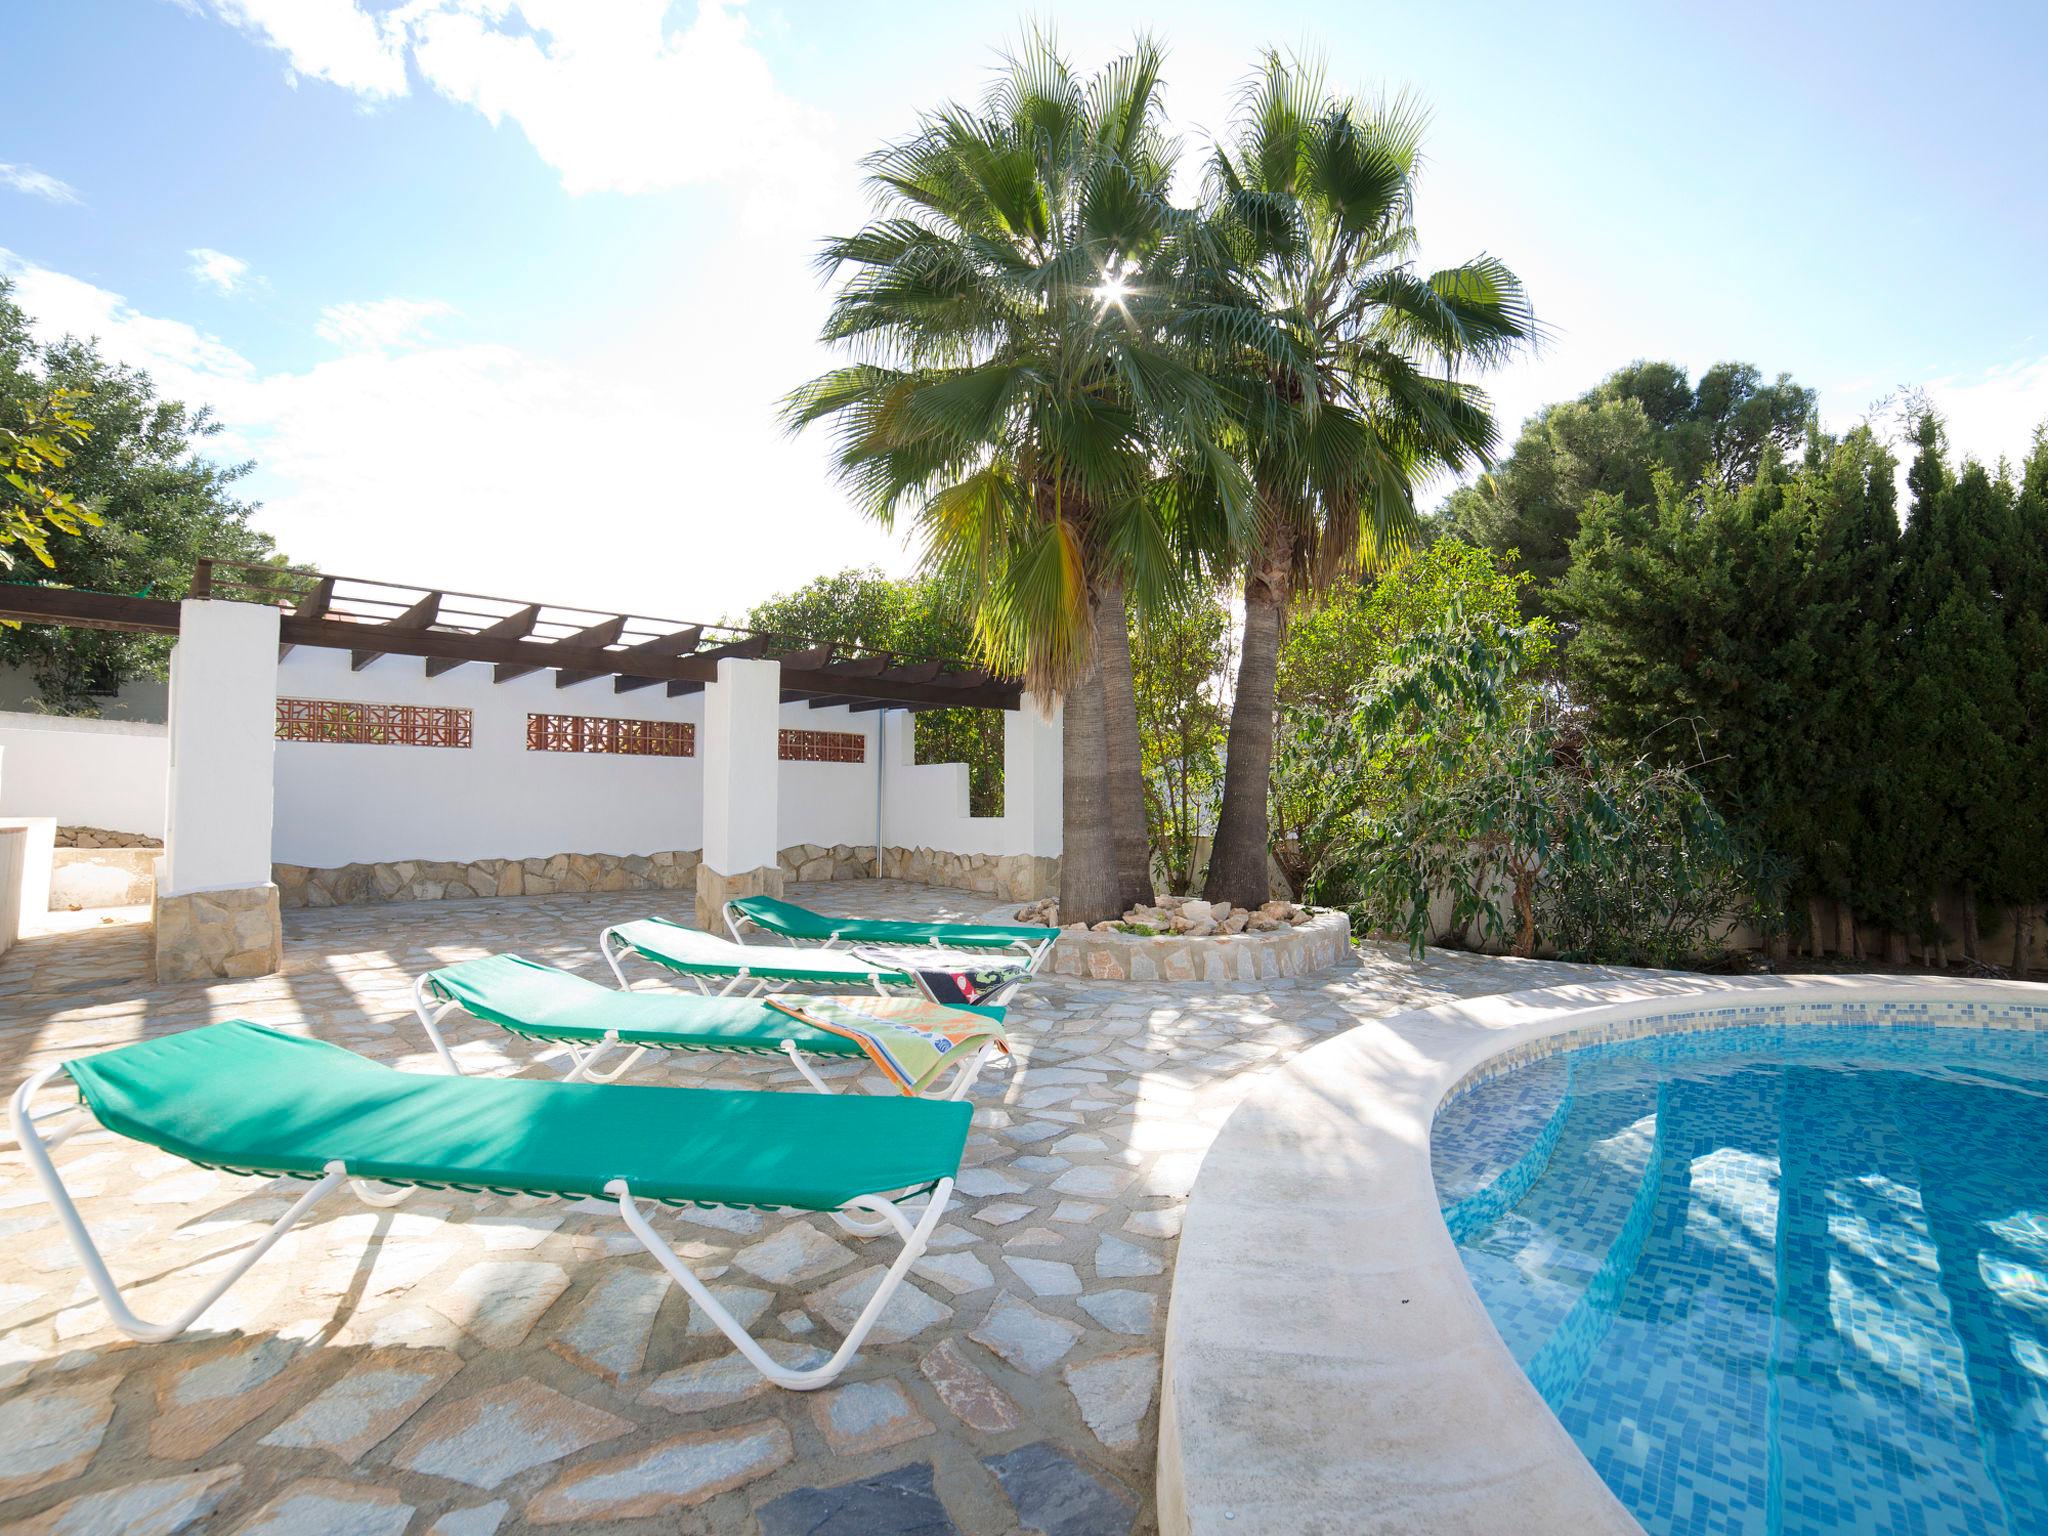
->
[[763, 994, 1010, 1095]]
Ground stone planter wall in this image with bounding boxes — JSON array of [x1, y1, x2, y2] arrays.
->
[[880, 846, 1061, 902], [1048, 908, 1353, 983]]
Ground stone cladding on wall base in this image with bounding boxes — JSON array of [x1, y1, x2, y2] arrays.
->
[[880, 846, 1061, 902], [271, 844, 1053, 910], [274, 850, 705, 908], [695, 862, 784, 932], [154, 881, 283, 981]]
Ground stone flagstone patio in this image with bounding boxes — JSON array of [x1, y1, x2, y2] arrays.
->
[[0, 880, 1630, 1535]]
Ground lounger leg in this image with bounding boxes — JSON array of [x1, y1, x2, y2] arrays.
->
[[779, 1040, 835, 1095], [412, 975, 466, 1075], [941, 1041, 997, 1102], [11, 1063, 345, 1341], [599, 927, 634, 990], [609, 1177, 953, 1389], [566, 1039, 650, 1085]]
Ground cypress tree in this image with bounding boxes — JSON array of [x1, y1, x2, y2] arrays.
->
[[1997, 432, 2048, 969]]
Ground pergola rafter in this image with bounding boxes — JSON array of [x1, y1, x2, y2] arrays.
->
[[0, 561, 1022, 712]]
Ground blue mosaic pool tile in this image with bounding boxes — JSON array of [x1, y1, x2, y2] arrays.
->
[[1434, 1021, 2048, 1536]]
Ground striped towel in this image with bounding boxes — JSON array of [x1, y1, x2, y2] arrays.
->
[[763, 995, 1009, 1095]]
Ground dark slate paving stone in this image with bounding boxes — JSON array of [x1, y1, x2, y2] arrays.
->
[[981, 1442, 1136, 1536], [756, 1460, 960, 1536]]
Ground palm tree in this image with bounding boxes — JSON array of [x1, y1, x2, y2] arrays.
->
[[786, 33, 1263, 924], [1199, 55, 1538, 909]]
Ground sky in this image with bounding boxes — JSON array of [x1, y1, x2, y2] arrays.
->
[[3, 0, 2045, 623]]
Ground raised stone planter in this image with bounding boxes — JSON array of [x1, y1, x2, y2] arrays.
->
[[1047, 909, 1353, 983]]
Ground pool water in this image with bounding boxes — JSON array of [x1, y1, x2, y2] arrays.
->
[[1433, 1025, 2048, 1536]]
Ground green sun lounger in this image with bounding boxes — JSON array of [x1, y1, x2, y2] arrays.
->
[[415, 953, 1006, 1098], [10, 1020, 966, 1389], [723, 894, 1056, 971], [600, 917, 1030, 1007]]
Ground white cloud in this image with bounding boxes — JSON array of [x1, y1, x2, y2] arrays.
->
[[195, 0, 829, 196], [0, 249, 905, 621], [1921, 355, 2048, 471], [314, 297, 454, 352], [187, 247, 252, 294], [0, 162, 81, 204], [205, 0, 408, 96]]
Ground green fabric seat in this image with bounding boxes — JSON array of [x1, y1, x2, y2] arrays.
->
[[730, 894, 1049, 950], [611, 918, 914, 985], [64, 1021, 973, 1211], [425, 954, 866, 1056]]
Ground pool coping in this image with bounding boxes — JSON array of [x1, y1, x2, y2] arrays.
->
[[1156, 971, 2048, 1535]]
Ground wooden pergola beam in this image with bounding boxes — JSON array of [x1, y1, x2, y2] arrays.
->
[[497, 614, 625, 686], [278, 576, 334, 660], [0, 584, 1023, 709], [599, 625, 705, 693], [425, 603, 538, 678], [351, 591, 440, 671], [664, 634, 771, 698]]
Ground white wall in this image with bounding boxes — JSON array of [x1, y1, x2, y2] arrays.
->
[[776, 701, 882, 851], [272, 646, 705, 867], [0, 620, 1061, 874], [0, 712, 169, 836], [879, 697, 1061, 858]]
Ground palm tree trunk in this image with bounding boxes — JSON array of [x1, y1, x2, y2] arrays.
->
[[1058, 653, 1121, 926], [1094, 579, 1153, 914], [1205, 520, 1293, 908]]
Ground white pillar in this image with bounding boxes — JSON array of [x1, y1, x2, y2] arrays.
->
[[1000, 692, 1063, 898], [155, 599, 282, 978], [695, 656, 784, 927]]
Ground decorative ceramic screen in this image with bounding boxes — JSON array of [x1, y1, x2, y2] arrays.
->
[[779, 728, 866, 764], [526, 713, 695, 757], [276, 698, 472, 748]]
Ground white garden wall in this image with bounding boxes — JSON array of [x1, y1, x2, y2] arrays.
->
[[878, 702, 1061, 858], [0, 712, 168, 837], [272, 647, 709, 866], [0, 634, 1059, 905]]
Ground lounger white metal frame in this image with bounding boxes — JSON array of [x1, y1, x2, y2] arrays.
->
[[722, 900, 1057, 974], [410, 970, 1000, 1101], [598, 923, 899, 1001], [8, 1061, 955, 1389]]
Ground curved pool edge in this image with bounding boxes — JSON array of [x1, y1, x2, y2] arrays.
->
[[1157, 971, 2048, 1536]]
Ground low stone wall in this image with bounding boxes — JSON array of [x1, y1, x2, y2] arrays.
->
[[274, 849, 704, 908], [56, 825, 161, 850], [880, 845, 1060, 902], [273, 842, 1054, 909], [1048, 908, 1354, 982], [777, 843, 880, 884]]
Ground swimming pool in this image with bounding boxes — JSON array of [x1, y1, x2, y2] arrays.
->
[[1434, 1023, 2048, 1536]]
